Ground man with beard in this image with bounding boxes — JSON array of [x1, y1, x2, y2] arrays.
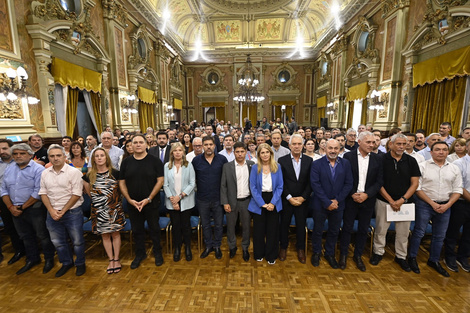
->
[[414, 131, 427, 151], [28, 134, 48, 166], [149, 131, 171, 165], [334, 134, 350, 158]]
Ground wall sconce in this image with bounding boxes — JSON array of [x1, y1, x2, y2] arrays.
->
[[368, 90, 384, 110], [0, 66, 39, 105], [166, 104, 174, 118], [122, 93, 138, 113], [326, 102, 335, 115]]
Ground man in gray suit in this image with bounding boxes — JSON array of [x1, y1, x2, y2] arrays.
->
[[221, 142, 254, 261]]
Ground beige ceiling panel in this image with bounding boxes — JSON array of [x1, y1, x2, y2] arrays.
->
[[255, 18, 284, 41], [214, 20, 242, 43]]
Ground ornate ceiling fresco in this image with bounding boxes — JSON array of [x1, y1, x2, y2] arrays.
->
[[142, 0, 358, 61]]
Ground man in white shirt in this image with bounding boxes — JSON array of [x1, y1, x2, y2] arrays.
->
[[186, 137, 203, 163], [418, 133, 440, 161], [444, 139, 470, 272], [271, 130, 290, 161], [408, 141, 462, 277], [405, 133, 425, 163], [219, 135, 235, 162]]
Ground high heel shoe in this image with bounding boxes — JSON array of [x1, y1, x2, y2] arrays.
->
[[113, 259, 121, 274], [107, 260, 114, 274], [185, 245, 192, 261], [173, 247, 181, 262]]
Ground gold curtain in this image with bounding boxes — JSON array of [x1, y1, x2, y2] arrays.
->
[[202, 101, 225, 108], [317, 108, 325, 127], [361, 100, 368, 125], [66, 87, 79, 137], [138, 101, 156, 133], [411, 76, 467, 137], [274, 106, 293, 121], [241, 106, 257, 126], [138, 86, 157, 104], [317, 96, 327, 108], [346, 82, 369, 102], [215, 107, 226, 122], [90, 92, 103, 133], [174, 98, 183, 110], [413, 46, 470, 87], [52, 58, 102, 93], [347, 101, 354, 129]]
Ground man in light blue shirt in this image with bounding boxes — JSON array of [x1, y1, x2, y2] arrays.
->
[[96, 131, 123, 169], [1, 143, 55, 275], [219, 135, 235, 162], [418, 133, 440, 160]]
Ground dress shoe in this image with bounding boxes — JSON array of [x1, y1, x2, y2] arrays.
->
[[8, 252, 25, 265], [185, 245, 192, 261], [456, 258, 470, 272], [408, 257, 420, 274], [427, 260, 450, 277], [16, 260, 41, 275], [155, 253, 164, 266], [279, 248, 287, 261], [444, 258, 458, 272], [353, 255, 366, 272], [394, 257, 411, 272], [229, 247, 237, 259], [311, 253, 321, 267], [215, 247, 222, 259], [200, 247, 214, 259], [173, 247, 181, 262], [297, 249, 306, 264], [369, 253, 382, 266], [268, 260, 276, 265], [76, 264, 86, 276], [339, 254, 347, 270], [324, 255, 339, 269], [55, 263, 74, 277], [243, 250, 250, 262], [0, 253, 4, 263], [130, 255, 147, 269], [43, 259, 54, 274]]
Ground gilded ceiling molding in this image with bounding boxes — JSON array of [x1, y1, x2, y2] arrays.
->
[[102, 0, 128, 27], [381, 0, 410, 19]]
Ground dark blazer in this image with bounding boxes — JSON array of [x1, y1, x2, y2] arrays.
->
[[278, 153, 312, 200], [220, 160, 255, 209], [343, 150, 383, 206], [148, 145, 171, 164], [310, 156, 353, 211]]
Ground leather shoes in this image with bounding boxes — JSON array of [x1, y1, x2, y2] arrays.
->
[[369, 253, 382, 266], [324, 255, 339, 269], [279, 248, 287, 261], [427, 260, 450, 277], [311, 253, 321, 267], [173, 247, 181, 262], [395, 257, 411, 272], [130, 255, 147, 269], [353, 255, 366, 272], [155, 253, 164, 266], [215, 247, 222, 259], [339, 254, 347, 270], [229, 247, 237, 259], [297, 249, 306, 264], [16, 260, 41, 275], [76, 264, 86, 276], [8, 252, 25, 265], [43, 259, 54, 274], [243, 250, 250, 262], [200, 247, 214, 259], [408, 257, 420, 274], [185, 245, 192, 261], [55, 263, 74, 277]]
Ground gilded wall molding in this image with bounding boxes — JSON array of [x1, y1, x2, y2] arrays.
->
[[381, 0, 411, 19]]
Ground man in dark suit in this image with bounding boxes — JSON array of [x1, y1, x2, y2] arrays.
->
[[149, 131, 171, 164], [340, 132, 383, 271], [220, 142, 254, 262], [278, 134, 312, 263], [310, 139, 353, 269]]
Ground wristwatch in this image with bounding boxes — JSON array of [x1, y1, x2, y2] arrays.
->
[[146, 197, 152, 203], [401, 196, 408, 203]]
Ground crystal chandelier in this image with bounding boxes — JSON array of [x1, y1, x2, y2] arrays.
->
[[0, 66, 40, 105], [233, 54, 265, 106]]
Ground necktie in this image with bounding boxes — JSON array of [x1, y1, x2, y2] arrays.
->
[[160, 148, 164, 162]]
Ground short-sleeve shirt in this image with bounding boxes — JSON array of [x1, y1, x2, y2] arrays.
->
[[33, 147, 49, 164], [378, 152, 421, 202], [119, 154, 163, 208]]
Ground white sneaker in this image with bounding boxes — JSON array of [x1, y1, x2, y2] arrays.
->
[[268, 260, 276, 265]]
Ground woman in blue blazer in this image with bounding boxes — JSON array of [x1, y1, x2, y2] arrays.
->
[[248, 143, 283, 264], [163, 142, 196, 262]]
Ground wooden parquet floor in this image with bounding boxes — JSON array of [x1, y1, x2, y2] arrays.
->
[[1, 232, 470, 313]]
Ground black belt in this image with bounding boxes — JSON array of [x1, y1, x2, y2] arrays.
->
[[434, 201, 448, 205], [237, 196, 250, 201]]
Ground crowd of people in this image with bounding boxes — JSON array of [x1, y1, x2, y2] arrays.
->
[[0, 118, 469, 279]]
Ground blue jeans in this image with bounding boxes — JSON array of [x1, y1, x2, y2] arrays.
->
[[46, 207, 85, 266], [198, 199, 223, 249], [409, 199, 451, 262], [312, 208, 343, 256]]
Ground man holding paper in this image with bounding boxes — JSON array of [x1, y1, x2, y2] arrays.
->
[[408, 141, 462, 277], [370, 134, 420, 272]]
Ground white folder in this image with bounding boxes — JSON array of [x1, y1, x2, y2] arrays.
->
[[386, 203, 415, 222]]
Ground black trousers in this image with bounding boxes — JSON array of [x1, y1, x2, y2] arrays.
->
[[0, 199, 24, 254], [445, 200, 470, 260], [128, 204, 161, 258], [169, 209, 192, 248], [252, 192, 279, 262], [339, 198, 374, 257], [279, 199, 307, 250]]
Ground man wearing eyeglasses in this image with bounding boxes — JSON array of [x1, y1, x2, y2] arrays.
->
[[345, 128, 359, 151]]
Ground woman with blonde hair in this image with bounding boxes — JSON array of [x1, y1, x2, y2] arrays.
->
[[83, 148, 125, 274], [447, 138, 467, 162], [248, 143, 283, 264], [163, 142, 196, 262]]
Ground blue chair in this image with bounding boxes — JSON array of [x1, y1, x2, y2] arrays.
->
[[190, 216, 202, 254], [306, 217, 330, 256]]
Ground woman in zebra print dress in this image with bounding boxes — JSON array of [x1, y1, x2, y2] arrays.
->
[[83, 148, 125, 274]]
